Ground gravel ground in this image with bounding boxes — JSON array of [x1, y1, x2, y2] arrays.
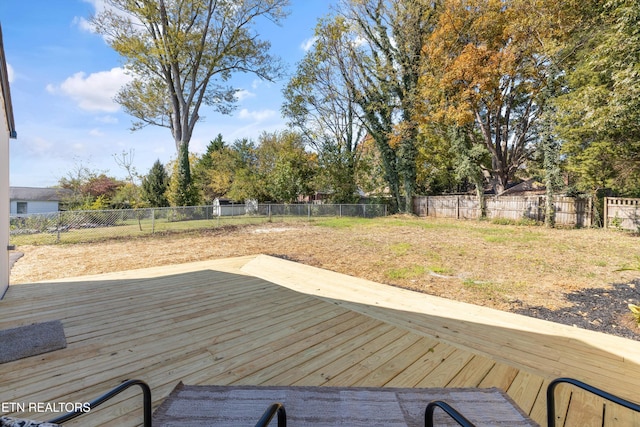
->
[[512, 281, 640, 339]]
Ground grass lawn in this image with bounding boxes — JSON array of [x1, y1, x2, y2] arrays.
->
[[10, 215, 640, 338]]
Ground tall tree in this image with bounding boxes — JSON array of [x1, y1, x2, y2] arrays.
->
[[166, 152, 201, 206], [92, 0, 289, 202], [192, 134, 233, 202], [555, 0, 640, 197], [334, 0, 438, 212], [421, 0, 591, 194], [282, 18, 366, 203], [255, 131, 316, 203], [141, 159, 170, 207]]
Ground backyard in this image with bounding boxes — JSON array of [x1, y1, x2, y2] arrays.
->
[[9, 216, 640, 339]]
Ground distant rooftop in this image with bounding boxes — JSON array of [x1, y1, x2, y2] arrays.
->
[[9, 186, 72, 201]]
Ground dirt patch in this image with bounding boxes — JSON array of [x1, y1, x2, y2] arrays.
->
[[9, 218, 640, 339]]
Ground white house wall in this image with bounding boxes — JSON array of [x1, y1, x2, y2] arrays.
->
[[10, 200, 60, 215], [0, 90, 9, 298]]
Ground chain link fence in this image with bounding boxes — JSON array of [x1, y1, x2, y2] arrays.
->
[[10, 203, 388, 245]]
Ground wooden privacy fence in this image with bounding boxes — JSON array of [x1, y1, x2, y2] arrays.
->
[[604, 197, 640, 231], [413, 195, 593, 228]]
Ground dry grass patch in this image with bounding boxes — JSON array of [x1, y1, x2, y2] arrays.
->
[[10, 216, 640, 338]]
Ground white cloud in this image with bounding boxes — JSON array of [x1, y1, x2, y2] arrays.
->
[[95, 115, 119, 124], [89, 128, 105, 137], [300, 37, 317, 52], [73, 16, 95, 33], [48, 67, 133, 112], [235, 89, 255, 102], [23, 136, 54, 156], [238, 108, 276, 122]]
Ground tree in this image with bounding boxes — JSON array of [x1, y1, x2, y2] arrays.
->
[[167, 152, 201, 206], [555, 0, 640, 197], [322, 0, 438, 212], [58, 165, 124, 210], [225, 138, 263, 202], [58, 162, 102, 210], [192, 135, 246, 202], [92, 0, 289, 200], [112, 149, 143, 208], [254, 131, 316, 203], [141, 159, 170, 207], [282, 18, 366, 203], [421, 0, 592, 194]]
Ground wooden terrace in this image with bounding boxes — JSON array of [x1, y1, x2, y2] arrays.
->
[[1, 255, 639, 426]]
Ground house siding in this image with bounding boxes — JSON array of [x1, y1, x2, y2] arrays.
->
[[1, 23, 17, 298], [10, 200, 60, 215]]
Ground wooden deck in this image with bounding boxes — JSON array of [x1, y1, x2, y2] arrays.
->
[[1, 254, 639, 426]]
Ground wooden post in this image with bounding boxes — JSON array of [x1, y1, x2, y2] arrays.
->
[[603, 197, 608, 229]]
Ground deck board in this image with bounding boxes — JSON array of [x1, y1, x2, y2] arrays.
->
[[1, 254, 639, 426]]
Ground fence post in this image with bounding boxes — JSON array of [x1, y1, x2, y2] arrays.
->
[[308, 203, 311, 221], [603, 197, 608, 229], [151, 209, 155, 234], [57, 211, 61, 243]]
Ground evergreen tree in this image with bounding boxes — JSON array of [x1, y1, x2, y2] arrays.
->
[[141, 160, 170, 207]]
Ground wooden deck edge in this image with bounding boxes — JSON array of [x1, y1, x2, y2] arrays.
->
[[241, 255, 640, 378]]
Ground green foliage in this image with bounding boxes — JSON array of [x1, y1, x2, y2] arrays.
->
[[167, 148, 201, 207], [282, 17, 366, 204], [386, 265, 426, 280], [255, 131, 316, 203], [141, 159, 170, 207], [490, 217, 541, 227], [58, 162, 125, 210], [628, 304, 640, 327], [93, 0, 289, 194], [323, 1, 438, 212], [420, 0, 595, 195], [192, 134, 240, 203], [555, 0, 640, 196]]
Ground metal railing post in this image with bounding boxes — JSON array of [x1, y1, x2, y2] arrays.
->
[[57, 211, 61, 243], [547, 377, 640, 427]]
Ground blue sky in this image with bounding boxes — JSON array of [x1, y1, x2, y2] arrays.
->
[[1, 0, 334, 187]]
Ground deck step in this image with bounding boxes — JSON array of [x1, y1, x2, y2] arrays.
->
[[152, 383, 538, 426]]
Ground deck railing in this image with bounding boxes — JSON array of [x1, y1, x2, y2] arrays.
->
[[547, 377, 640, 427], [47, 379, 152, 426], [425, 400, 476, 427]]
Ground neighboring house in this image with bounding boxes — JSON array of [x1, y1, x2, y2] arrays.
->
[[9, 187, 72, 215], [1, 23, 17, 298], [498, 179, 547, 196]]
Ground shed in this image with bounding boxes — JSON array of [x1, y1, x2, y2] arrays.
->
[[9, 187, 72, 215]]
